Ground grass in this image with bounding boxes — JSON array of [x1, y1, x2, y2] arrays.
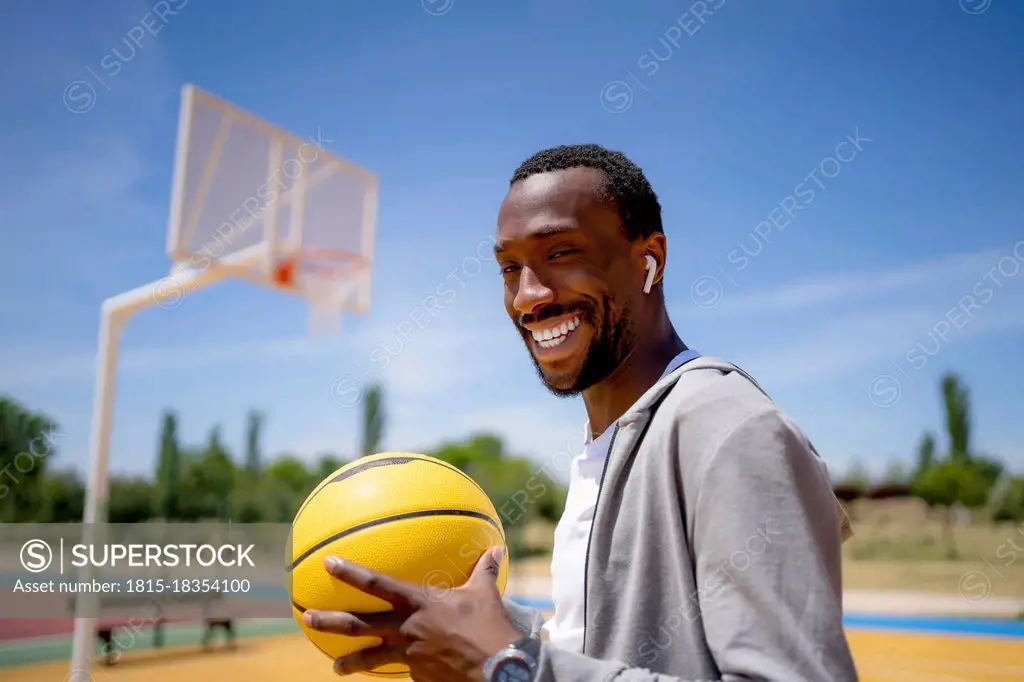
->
[[841, 499, 1024, 599], [511, 501, 1024, 602]]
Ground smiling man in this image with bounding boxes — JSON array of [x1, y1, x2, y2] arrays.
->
[[305, 144, 857, 682]]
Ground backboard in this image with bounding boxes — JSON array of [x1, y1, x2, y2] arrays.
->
[[165, 84, 378, 320]]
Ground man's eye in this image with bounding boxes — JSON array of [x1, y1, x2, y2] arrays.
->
[[550, 249, 578, 260], [501, 264, 521, 274]]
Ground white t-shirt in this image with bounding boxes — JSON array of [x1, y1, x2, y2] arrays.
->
[[542, 350, 700, 652]]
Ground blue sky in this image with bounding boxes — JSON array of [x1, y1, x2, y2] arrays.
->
[[1, 0, 1023, 484]]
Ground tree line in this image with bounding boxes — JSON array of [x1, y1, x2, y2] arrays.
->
[[2, 371, 1021, 557], [0, 385, 567, 557], [833, 372, 1024, 556]]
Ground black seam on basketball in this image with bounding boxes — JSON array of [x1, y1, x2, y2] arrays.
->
[[292, 456, 422, 523], [333, 455, 492, 502], [366, 672, 410, 678], [400, 458, 500, 535], [310, 639, 333, 660], [292, 479, 336, 527], [330, 456, 421, 482], [292, 455, 498, 535], [287, 509, 500, 572], [417, 458, 493, 501]]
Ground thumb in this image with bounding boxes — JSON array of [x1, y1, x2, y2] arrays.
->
[[468, 545, 505, 587]]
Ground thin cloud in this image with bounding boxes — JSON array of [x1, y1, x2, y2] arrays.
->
[[1, 337, 337, 389], [688, 248, 1007, 318], [727, 297, 1024, 390], [360, 324, 508, 400]]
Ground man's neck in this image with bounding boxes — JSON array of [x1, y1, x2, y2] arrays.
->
[[583, 316, 686, 438]]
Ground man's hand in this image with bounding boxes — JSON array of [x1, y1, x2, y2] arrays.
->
[[303, 545, 521, 681]]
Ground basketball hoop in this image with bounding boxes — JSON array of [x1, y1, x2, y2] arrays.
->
[[273, 247, 369, 338]]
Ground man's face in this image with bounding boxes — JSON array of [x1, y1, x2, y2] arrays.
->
[[495, 167, 644, 397]]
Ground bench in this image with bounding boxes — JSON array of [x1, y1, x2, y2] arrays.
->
[[69, 590, 236, 664]]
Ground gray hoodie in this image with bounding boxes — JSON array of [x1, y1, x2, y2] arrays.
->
[[503, 356, 858, 681]]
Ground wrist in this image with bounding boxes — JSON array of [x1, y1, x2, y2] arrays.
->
[[483, 624, 523, 658]]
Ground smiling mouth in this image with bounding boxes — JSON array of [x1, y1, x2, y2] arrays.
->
[[529, 315, 583, 349]]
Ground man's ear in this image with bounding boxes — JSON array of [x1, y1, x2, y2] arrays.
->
[[641, 232, 667, 291], [643, 255, 657, 293]]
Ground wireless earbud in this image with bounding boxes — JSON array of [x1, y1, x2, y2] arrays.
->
[[643, 254, 657, 294]]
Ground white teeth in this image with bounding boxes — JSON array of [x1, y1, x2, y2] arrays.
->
[[538, 335, 568, 349], [531, 316, 584, 347]]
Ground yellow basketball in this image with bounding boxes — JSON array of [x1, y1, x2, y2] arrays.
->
[[287, 452, 509, 678]]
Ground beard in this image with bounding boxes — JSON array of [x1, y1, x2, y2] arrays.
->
[[519, 295, 636, 398]]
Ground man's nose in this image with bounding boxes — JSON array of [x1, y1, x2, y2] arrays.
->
[[512, 266, 556, 316]]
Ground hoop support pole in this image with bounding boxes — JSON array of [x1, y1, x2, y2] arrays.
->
[[68, 301, 122, 681], [67, 248, 251, 681]]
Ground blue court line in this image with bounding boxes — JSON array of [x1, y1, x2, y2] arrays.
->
[[509, 598, 1024, 639], [842, 613, 1024, 638]]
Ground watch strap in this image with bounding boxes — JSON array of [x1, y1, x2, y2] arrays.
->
[[514, 634, 541, 660], [482, 634, 541, 681]]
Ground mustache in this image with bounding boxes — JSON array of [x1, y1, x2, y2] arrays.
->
[[518, 303, 594, 327]]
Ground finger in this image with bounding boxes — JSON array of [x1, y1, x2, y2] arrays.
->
[[302, 609, 404, 637], [324, 556, 417, 607], [334, 643, 407, 676], [467, 545, 505, 587]]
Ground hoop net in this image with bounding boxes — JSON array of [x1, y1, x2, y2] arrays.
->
[[273, 247, 368, 339]]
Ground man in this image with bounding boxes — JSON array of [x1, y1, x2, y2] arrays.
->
[[304, 144, 858, 681]]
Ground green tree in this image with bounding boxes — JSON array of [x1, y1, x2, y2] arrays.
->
[[155, 410, 181, 520], [265, 454, 315, 496], [39, 469, 85, 522], [883, 459, 908, 486], [988, 476, 1024, 522], [941, 372, 971, 462], [535, 481, 567, 525], [913, 431, 937, 482], [360, 385, 385, 458], [261, 454, 315, 521], [912, 459, 989, 558], [178, 428, 237, 520], [244, 409, 263, 477], [315, 453, 347, 482], [968, 454, 1005, 490], [0, 396, 58, 522], [205, 427, 236, 520], [840, 459, 873, 492], [230, 482, 265, 523], [429, 433, 567, 558], [108, 476, 156, 523]]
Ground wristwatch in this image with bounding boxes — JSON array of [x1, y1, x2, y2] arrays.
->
[[481, 634, 541, 682]]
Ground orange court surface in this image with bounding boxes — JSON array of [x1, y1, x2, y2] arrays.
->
[[3, 622, 1023, 682]]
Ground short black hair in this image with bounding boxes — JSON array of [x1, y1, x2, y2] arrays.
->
[[509, 143, 663, 240]]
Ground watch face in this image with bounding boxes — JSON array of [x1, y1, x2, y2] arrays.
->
[[495, 660, 533, 682]]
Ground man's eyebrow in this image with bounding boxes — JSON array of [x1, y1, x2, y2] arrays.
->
[[494, 225, 577, 255]]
